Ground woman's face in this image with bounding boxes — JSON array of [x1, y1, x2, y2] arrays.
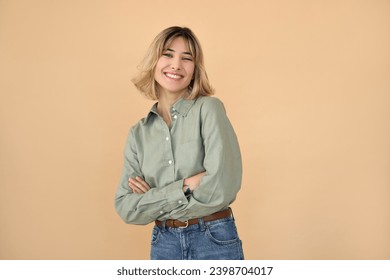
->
[[154, 37, 195, 98]]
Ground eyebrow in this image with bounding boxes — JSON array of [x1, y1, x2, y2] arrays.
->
[[166, 48, 193, 56]]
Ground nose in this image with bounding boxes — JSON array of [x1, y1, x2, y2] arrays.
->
[[171, 57, 181, 70]]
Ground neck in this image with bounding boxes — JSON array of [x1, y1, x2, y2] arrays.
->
[[157, 90, 186, 119]]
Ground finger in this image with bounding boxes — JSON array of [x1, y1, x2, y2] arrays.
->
[[135, 176, 151, 190], [129, 178, 148, 193], [129, 179, 141, 191], [133, 187, 142, 194], [128, 179, 142, 194], [132, 177, 150, 192], [128, 181, 137, 192], [130, 183, 142, 194]]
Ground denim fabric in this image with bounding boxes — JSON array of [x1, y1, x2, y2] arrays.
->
[[150, 216, 244, 260]]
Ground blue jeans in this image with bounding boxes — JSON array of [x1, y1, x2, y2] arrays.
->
[[150, 216, 244, 260]]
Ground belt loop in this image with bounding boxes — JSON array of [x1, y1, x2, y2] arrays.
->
[[160, 220, 167, 232], [198, 218, 206, 231], [229, 207, 235, 220]]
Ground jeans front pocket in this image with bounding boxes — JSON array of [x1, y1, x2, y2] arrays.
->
[[205, 218, 240, 245]]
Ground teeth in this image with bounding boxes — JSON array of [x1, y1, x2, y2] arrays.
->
[[165, 73, 181, 79]]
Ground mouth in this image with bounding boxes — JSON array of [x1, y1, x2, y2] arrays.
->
[[164, 72, 183, 80]]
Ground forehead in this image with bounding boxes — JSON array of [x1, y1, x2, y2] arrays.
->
[[164, 36, 194, 54]]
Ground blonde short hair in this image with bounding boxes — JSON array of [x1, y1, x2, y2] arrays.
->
[[132, 26, 214, 100]]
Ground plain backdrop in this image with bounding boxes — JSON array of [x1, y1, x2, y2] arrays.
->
[[1, 0, 389, 259]]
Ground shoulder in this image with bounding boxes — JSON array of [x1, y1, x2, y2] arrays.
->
[[125, 115, 148, 143], [130, 103, 157, 133], [125, 117, 149, 149], [196, 96, 226, 113], [130, 116, 148, 136]]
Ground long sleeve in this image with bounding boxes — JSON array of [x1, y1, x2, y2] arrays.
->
[[114, 128, 187, 225], [168, 97, 242, 220]]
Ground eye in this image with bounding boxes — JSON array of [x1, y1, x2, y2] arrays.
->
[[182, 57, 193, 61], [162, 53, 173, 58]]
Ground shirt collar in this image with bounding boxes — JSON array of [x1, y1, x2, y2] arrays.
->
[[145, 97, 196, 123]]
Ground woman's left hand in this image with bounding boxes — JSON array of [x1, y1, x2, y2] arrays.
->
[[184, 171, 206, 191], [128, 176, 151, 194]]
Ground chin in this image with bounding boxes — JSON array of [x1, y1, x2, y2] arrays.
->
[[161, 85, 189, 95]]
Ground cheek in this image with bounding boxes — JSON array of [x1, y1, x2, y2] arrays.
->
[[154, 61, 165, 80], [155, 60, 163, 73], [155, 56, 169, 71], [187, 65, 195, 79]]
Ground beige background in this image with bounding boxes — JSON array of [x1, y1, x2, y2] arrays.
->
[[1, 0, 389, 259]]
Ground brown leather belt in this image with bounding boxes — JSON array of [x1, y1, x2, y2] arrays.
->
[[155, 208, 232, 228]]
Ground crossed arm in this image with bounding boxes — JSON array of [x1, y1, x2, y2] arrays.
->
[[129, 172, 206, 194]]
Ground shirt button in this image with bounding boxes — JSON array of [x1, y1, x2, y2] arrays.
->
[[168, 160, 172, 165], [165, 136, 169, 141], [173, 115, 178, 119], [160, 210, 164, 214], [178, 200, 182, 204]]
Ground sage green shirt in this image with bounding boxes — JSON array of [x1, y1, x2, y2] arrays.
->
[[114, 96, 242, 225]]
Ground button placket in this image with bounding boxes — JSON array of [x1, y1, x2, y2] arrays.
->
[[171, 107, 178, 121], [161, 117, 175, 179], [158, 115, 174, 175]]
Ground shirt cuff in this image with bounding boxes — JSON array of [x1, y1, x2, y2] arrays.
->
[[161, 179, 188, 214]]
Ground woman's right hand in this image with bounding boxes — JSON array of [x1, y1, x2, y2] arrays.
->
[[183, 171, 206, 191], [128, 176, 151, 194]]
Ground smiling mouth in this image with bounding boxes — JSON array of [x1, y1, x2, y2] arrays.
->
[[164, 72, 183, 80]]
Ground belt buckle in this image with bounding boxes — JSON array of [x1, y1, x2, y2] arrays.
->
[[179, 220, 189, 228]]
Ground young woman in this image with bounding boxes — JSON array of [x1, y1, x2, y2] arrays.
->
[[115, 26, 244, 260]]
